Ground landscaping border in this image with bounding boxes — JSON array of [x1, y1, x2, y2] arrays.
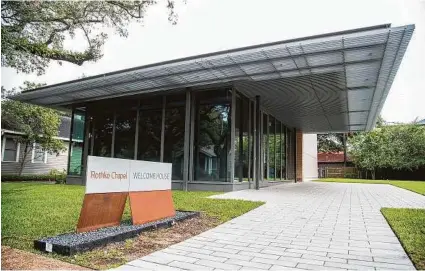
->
[[34, 211, 199, 256]]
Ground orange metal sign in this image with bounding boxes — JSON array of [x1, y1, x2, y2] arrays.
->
[[129, 190, 175, 225], [77, 192, 127, 233]]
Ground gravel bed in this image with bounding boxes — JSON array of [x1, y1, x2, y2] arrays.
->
[[34, 211, 199, 256]]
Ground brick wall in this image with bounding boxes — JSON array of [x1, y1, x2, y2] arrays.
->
[[296, 130, 303, 182]]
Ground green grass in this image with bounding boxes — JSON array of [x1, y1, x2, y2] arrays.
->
[[381, 208, 425, 270], [315, 178, 425, 195], [1, 182, 263, 266]]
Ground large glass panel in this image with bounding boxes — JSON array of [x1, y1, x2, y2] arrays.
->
[[137, 96, 162, 162], [276, 120, 282, 180], [164, 94, 186, 180], [234, 95, 242, 181], [92, 110, 114, 157], [269, 116, 276, 179], [263, 114, 268, 179], [193, 89, 231, 182], [68, 109, 86, 175], [241, 96, 250, 181], [114, 109, 137, 159]]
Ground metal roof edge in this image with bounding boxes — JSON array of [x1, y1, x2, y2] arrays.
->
[[17, 24, 393, 96]]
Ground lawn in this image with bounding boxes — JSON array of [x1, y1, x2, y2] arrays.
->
[[315, 178, 425, 195], [381, 208, 425, 270], [1, 182, 263, 268]]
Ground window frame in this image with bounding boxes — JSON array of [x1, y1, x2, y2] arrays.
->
[[31, 143, 48, 163], [2, 136, 20, 163]]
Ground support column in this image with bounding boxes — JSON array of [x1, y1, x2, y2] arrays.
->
[[183, 89, 191, 191], [295, 129, 303, 182], [255, 96, 261, 190]]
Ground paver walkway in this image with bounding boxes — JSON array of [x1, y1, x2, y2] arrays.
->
[[116, 182, 425, 270]]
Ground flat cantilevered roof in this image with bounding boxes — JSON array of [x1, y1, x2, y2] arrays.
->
[[12, 24, 414, 133]]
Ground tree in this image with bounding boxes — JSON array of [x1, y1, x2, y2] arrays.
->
[[348, 124, 425, 179], [1, 84, 65, 175], [1, 1, 178, 75], [317, 133, 344, 152]]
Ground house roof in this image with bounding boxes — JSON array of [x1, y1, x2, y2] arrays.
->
[[2, 116, 71, 140], [417, 119, 425, 125], [11, 24, 414, 133], [318, 152, 351, 163]]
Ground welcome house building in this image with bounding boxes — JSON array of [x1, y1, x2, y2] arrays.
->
[[12, 24, 414, 191]]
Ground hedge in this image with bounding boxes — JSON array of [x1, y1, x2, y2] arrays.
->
[[1, 174, 66, 183]]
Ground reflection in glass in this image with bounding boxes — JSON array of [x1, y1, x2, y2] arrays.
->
[[164, 94, 186, 180], [194, 90, 231, 182], [114, 110, 137, 159], [263, 113, 268, 179], [269, 116, 276, 179], [92, 111, 113, 157], [137, 105, 162, 162]]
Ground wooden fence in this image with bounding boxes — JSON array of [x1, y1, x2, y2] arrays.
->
[[319, 167, 358, 178]]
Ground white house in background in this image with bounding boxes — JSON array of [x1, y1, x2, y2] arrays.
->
[[1, 116, 72, 175]]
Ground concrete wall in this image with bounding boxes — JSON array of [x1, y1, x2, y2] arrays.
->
[[302, 133, 318, 181]]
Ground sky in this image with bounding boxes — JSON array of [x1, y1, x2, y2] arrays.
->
[[1, 0, 424, 123]]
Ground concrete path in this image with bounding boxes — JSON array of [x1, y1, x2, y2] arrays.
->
[[116, 182, 425, 270]]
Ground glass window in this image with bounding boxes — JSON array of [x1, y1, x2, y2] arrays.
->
[[263, 113, 268, 179], [114, 110, 137, 159], [193, 89, 232, 182], [3, 138, 18, 162], [33, 143, 46, 163], [276, 120, 282, 180], [269, 116, 276, 179], [92, 111, 114, 157], [164, 94, 186, 180], [137, 96, 162, 162], [68, 109, 85, 175], [235, 95, 250, 182]]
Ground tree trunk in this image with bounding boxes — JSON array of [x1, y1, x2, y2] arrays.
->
[[18, 144, 29, 176], [371, 169, 376, 180]]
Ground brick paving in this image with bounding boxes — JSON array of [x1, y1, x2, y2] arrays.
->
[[115, 182, 425, 270]]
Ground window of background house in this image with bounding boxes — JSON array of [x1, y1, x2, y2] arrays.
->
[[3, 137, 19, 162], [33, 143, 47, 163]]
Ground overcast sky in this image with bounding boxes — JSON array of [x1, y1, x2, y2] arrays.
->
[[2, 0, 424, 122]]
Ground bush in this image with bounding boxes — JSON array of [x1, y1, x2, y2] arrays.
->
[[2, 169, 67, 183]]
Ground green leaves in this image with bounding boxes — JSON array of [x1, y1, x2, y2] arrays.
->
[[1, 1, 178, 75], [348, 124, 425, 172]]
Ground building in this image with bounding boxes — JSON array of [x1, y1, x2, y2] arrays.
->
[[1, 116, 72, 175], [11, 24, 414, 191]]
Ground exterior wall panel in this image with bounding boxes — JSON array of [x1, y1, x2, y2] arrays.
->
[[2, 136, 69, 175]]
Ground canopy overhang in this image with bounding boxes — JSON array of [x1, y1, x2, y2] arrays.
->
[[12, 24, 414, 133]]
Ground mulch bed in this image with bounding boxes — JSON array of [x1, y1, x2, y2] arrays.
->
[[1, 246, 90, 270]]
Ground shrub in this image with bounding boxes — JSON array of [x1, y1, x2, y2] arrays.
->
[[2, 169, 67, 183]]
